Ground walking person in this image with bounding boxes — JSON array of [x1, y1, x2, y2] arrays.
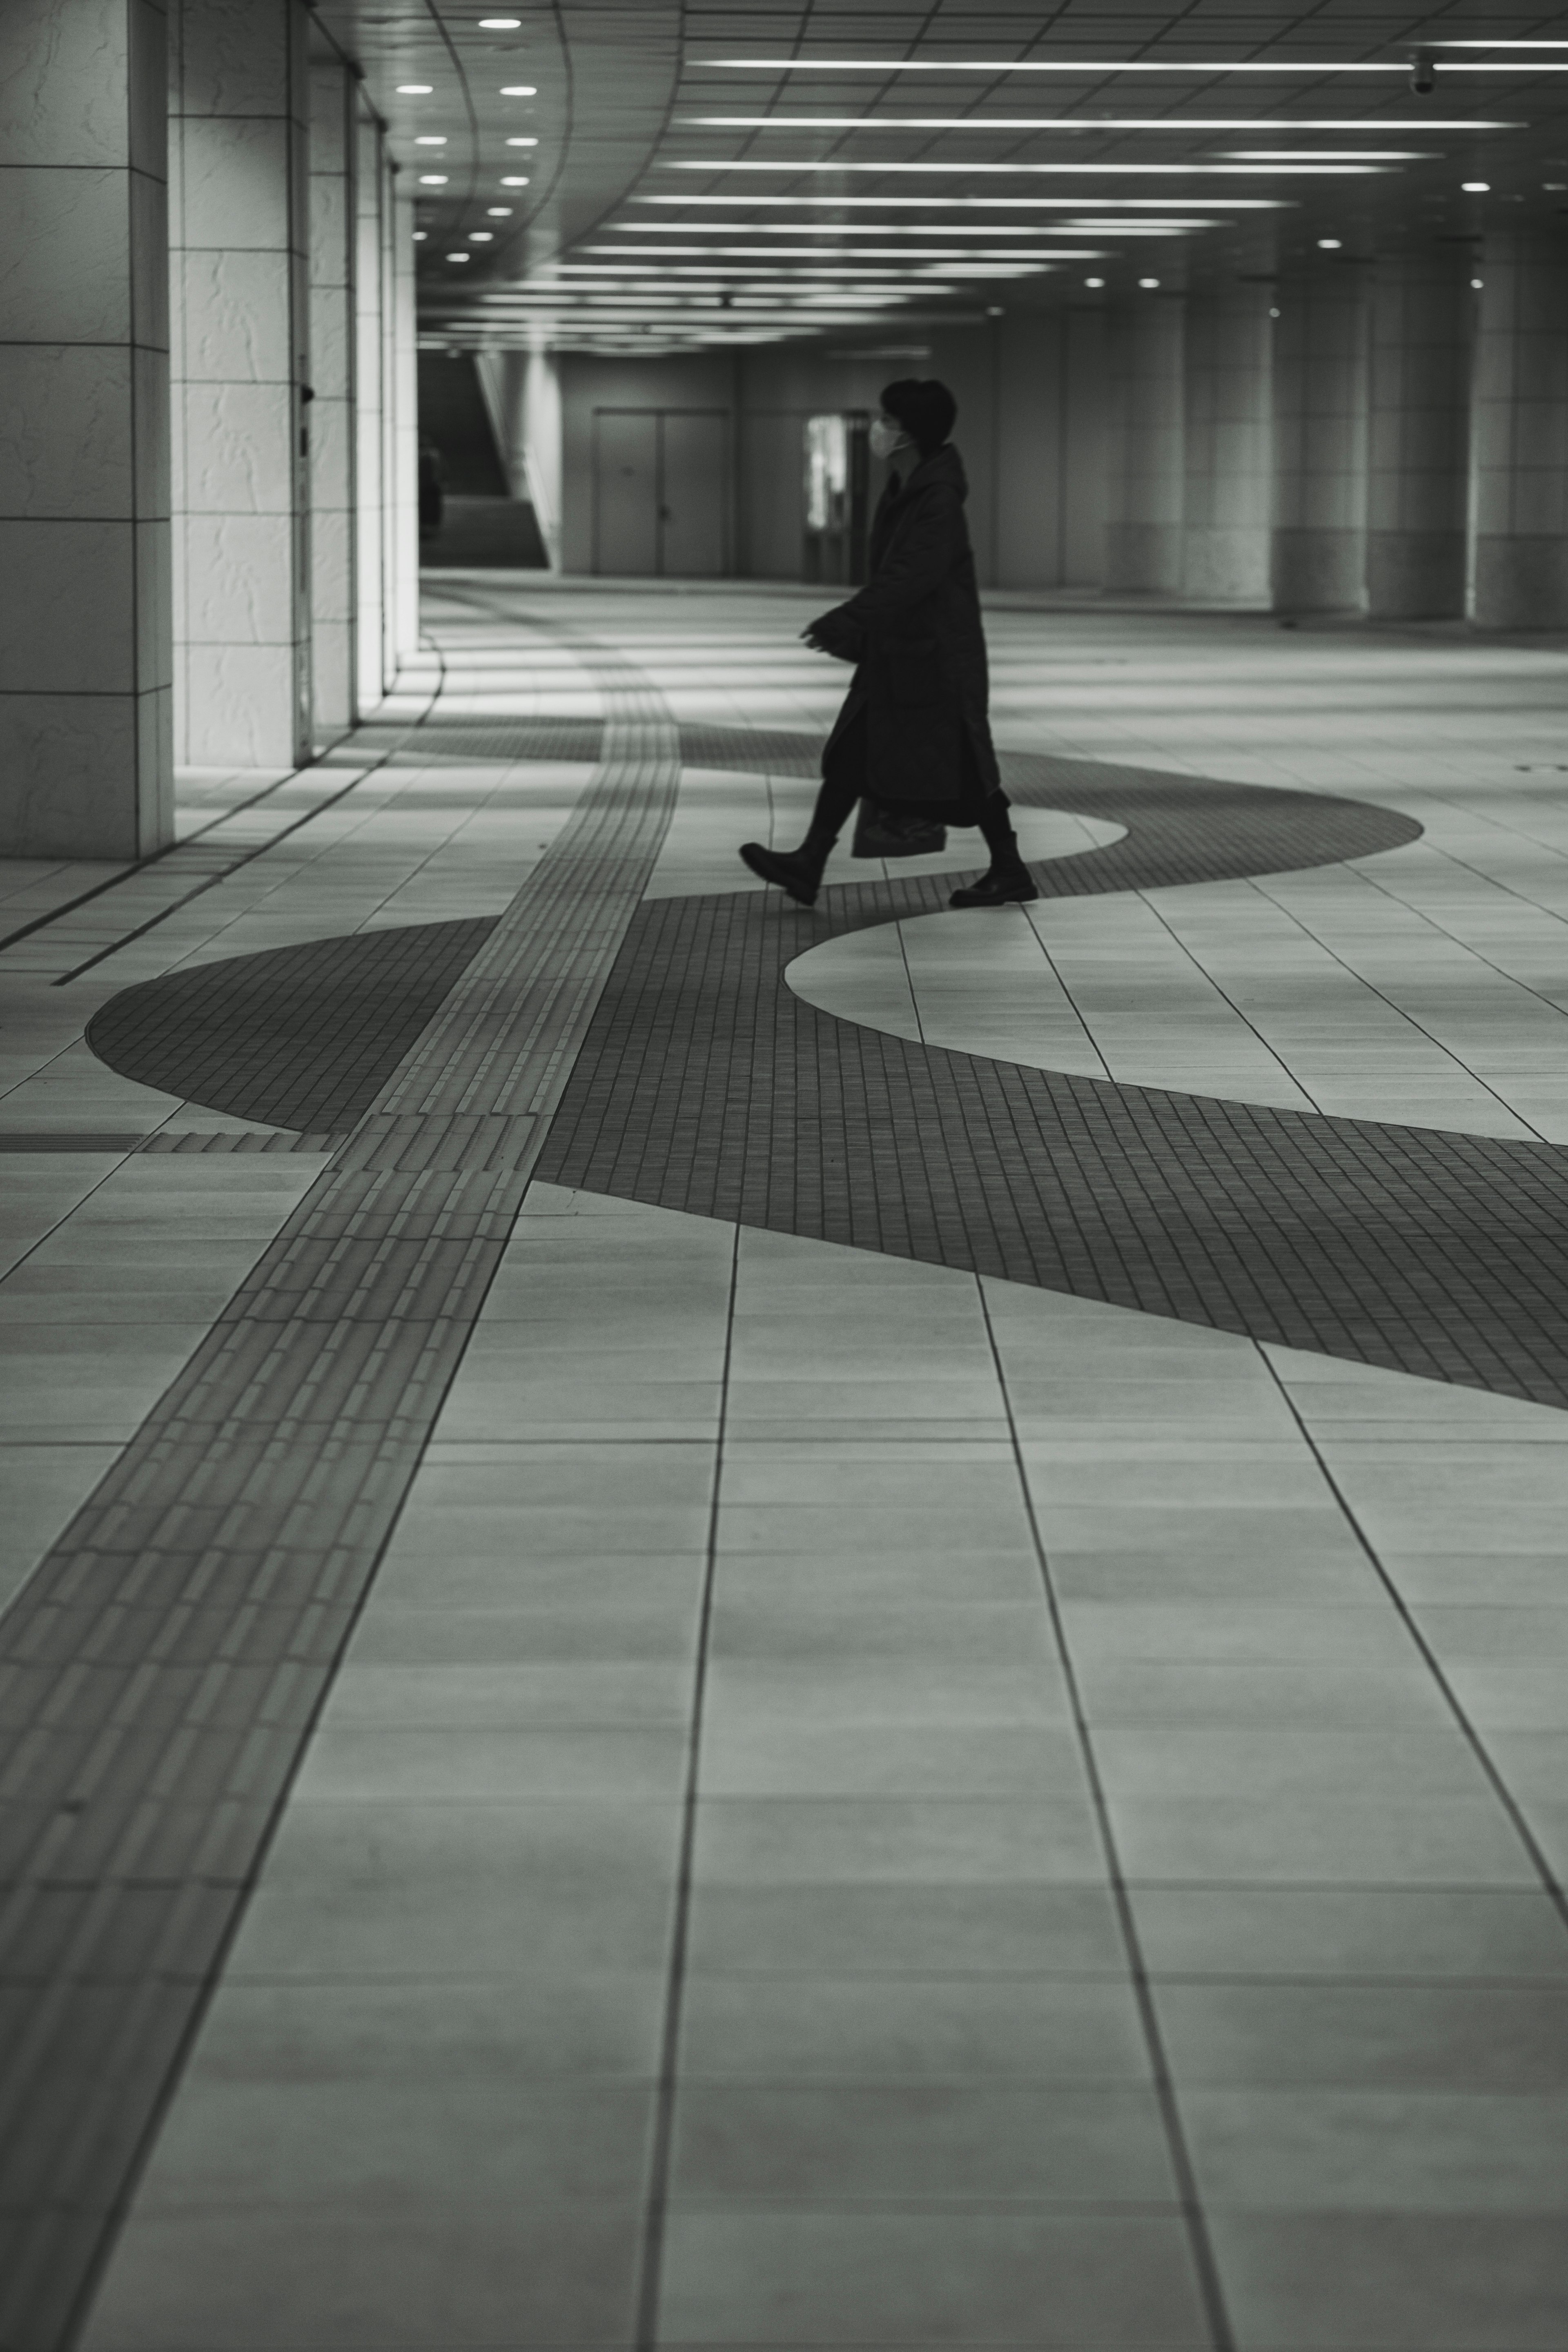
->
[[739, 379, 1037, 911]]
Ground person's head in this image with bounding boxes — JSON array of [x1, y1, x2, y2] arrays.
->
[[873, 378, 958, 461]]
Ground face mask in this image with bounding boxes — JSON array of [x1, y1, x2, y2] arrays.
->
[[869, 416, 907, 462]]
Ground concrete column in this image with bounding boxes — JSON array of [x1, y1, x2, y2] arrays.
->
[[1271, 265, 1369, 613], [308, 44, 355, 741], [170, 0, 310, 767], [354, 102, 388, 708], [1365, 251, 1472, 619], [477, 348, 565, 571], [1181, 284, 1273, 603], [391, 176, 420, 664], [1470, 227, 1568, 630], [0, 0, 174, 860], [1104, 293, 1185, 593]]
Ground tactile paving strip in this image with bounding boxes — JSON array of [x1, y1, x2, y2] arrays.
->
[[537, 730, 1568, 1413], [0, 637, 676, 2352]]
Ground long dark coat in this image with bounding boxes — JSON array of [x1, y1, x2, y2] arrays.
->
[[811, 442, 1001, 815]]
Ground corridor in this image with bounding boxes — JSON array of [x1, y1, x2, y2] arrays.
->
[[5, 583, 1568, 2347]]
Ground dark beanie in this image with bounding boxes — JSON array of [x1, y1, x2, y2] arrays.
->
[[880, 377, 957, 456]]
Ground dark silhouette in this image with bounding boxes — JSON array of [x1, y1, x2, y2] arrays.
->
[[418, 437, 444, 539], [741, 378, 1036, 910]]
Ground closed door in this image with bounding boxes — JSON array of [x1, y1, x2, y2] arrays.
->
[[593, 411, 659, 574], [592, 410, 729, 576], [660, 411, 728, 576]]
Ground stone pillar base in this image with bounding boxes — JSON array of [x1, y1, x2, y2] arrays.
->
[[1104, 521, 1183, 594], [1472, 537, 1568, 631], [1271, 527, 1366, 613], [1365, 529, 1467, 620], [1181, 526, 1270, 604]]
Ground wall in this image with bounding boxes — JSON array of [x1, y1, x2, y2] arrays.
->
[[0, 0, 175, 860], [474, 345, 563, 566], [169, 0, 312, 769], [552, 317, 1108, 592], [307, 44, 354, 743], [1181, 285, 1274, 604]]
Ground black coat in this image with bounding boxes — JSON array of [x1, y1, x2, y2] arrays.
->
[[812, 442, 1001, 813]]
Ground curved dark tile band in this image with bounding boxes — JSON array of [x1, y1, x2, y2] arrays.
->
[[543, 731, 1568, 1415], [84, 734, 1419, 1134], [89, 733, 1568, 1417], [92, 728, 1568, 1422]]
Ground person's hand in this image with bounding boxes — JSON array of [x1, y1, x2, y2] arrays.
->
[[802, 611, 862, 661]]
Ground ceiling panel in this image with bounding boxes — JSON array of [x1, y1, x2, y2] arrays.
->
[[317, 0, 1568, 354]]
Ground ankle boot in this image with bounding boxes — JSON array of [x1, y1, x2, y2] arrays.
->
[[739, 837, 831, 906], [949, 859, 1039, 909]]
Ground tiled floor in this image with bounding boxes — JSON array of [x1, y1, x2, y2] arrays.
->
[[4, 582, 1568, 2350]]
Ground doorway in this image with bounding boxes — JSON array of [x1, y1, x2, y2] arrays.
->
[[592, 408, 731, 576]]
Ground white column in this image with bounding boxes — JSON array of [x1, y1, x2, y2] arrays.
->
[[1181, 285, 1273, 603], [1104, 293, 1185, 594], [1364, 252, 1472, 621], [352, 101, 385, 713], [170, 0, 311, 768], [391, 176, 420, 665], [1271, 264, 1369, 614], [307, 44, 355, 742], [0, 0, 174, 859], [1470, 228, 1568, 631]]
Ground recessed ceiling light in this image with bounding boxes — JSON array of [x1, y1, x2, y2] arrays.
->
[[500, 85, 537, 96], [1084, 275, 1105, 286], [1317, 235, 1343, 247], [501, 174, 531, 186], [1462, 179, 1491, 191], [1138, 275, 1160, 287], [447, 252, 472, 262], [418, 174, 448, 185], [487, 205, 514, 216], [469, 231, 494, 241], [1471, 275, 1485, 287], [397, 84, 434, 95], [479, 16, 522, 25], [415, 136, 448, 145], [506, 136, 538, 146], [413, 230, 428, 241]]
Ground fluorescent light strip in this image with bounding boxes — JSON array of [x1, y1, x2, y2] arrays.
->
[[584, 245, 1104, 258], [550, 264, 935, 277], [686, 114, 1510, 129], [613, 220, 1120, 236], [637, 194, 1283, 208], [1221, 148, 1428, 158], [664, 158, 1381, 174], [699, 56, 1568, 73]]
